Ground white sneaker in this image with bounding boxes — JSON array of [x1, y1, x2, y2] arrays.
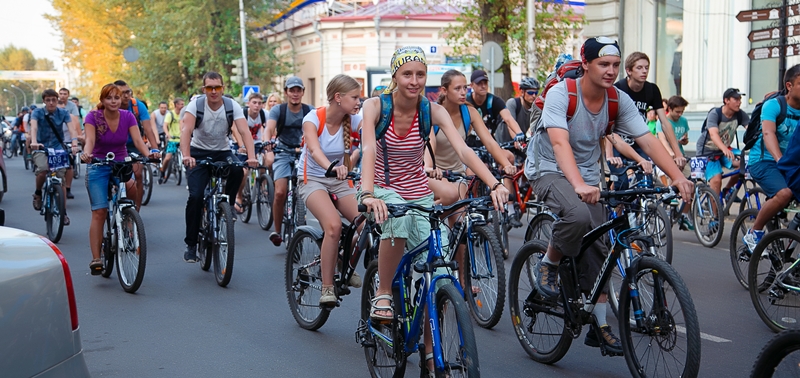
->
[[743, 230, 765, 253], [320, 286, 337, 305], [349, 271, 362, 288]]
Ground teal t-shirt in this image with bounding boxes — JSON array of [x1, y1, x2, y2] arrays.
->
[[750, 97, 800, 164], [657, 116, 689, 155]]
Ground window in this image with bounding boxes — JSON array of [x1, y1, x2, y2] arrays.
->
[[656, 0, 684, 96]]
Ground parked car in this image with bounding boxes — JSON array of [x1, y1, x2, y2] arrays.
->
[[0, 227, 90, 377]]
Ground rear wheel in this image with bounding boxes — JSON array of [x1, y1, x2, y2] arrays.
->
[[524, 212, 556, 243], [463, 224, 505, 329], [692, 185, 724, 248], [361, 260, 406, 377], [116, 207, 147, 293], [173, 153, 183, 186], [434, 283, 481, 377], [750, 329, 800, 378], [749, 229, 800, 332], [240, 179, 252, 223], [730, 208, 780, 289], [2, 140, 11, 158], [740, 186, 767, 214], [46, 183, 65, 243], [213, 201, 236, 287], [101, 235, 114, 278], [257, 174, 274, 231], [508, 241, 572, 364], [141, 164, 154, 206], [641, 203, 673, 263], [285, 229, 329, 330], [73, 154, 81, 179]]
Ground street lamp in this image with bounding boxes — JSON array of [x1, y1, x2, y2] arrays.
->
[[10, 85, 26, 108], [3, 89, 18, 114], [16, 81, 35, 105]]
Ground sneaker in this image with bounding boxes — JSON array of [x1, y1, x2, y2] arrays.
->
[[349, 270, 363, 288], [32, 193, 42, 211], [743, 229, 765, 253], [184, 245, 198, 263], [269, 232, 282, 247], [158, 175, 165, 185], [679, 214, 695, 231], [66, 189, 74, 199], [535, 259, 560, 300], [320, 286, 337, 306], [585, 323, 624, 356], [509, 214, 524, 228]]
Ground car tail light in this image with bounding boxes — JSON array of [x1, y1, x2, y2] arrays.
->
[[41, 237, 79, 330]]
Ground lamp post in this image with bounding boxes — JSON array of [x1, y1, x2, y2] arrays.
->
[[3, 89, 18, 114], [16, 81, 35, 105], [10, 85, 26, 108]]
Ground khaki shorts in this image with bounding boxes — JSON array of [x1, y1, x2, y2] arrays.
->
[[297, 176, 356, 203], [32, 151, 67, 178]]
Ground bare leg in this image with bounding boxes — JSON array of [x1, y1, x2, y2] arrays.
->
[[272, 178, 288, 234], [374, 238, 406, 317], [90, 209, 108, 260]]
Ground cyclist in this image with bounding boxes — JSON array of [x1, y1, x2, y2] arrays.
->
[[115, 80, 159, 210], [264, 77, 313, 246], [58, 88, 81, 199], [10, 107, 28, 157], [659, 95, 694, 230], [151, 101, 168, 150], [500, 77, 539, 142], [744, 65, 800, 250], [359, 48, 508, 370], [696, 88, 749, 196], [29, 89, 80, 225], [525, 37, 693, 356], [180, 72, 257, 263], [80, 83, 159, 274], [159, 98, 185, 183], [232, 92, 268, 212], [297, 74, 364, 305], [265, 92, 282, 112]]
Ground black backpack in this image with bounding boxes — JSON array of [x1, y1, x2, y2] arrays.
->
[[193, 95, 235, 135], [743, 91, 788, 152], [244, 107, 267, 125], [276, 103, 313, 136], [699, 107, 745, 155]]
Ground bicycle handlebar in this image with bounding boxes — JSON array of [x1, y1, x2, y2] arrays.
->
[[599, 186, 677, 200], [324, 160, 360, 181], [90, 152, 157, 165], [357, 196, 494, 218]]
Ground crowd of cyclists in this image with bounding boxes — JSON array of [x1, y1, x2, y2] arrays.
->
[[7, 36, 800, 377]]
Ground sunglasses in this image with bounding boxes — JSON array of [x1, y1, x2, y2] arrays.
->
[[526, 90, 538, 96], [203, 85, 224, 93]]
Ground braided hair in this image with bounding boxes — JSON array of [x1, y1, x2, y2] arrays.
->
[[326, 74, 361, 170]]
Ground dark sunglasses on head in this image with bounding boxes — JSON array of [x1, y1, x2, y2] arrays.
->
[[203, 85, 224, 92], [526, 90, 538, 96]]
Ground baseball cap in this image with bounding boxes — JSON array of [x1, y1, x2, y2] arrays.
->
[[581, 37, 621, 63], [285, 76, 305, 89], [723, 88, 745, 100], [471, 70, 489, 84]]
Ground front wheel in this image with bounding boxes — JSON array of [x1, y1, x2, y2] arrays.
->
[[433, 283, 481, 377], [213, 201, 235, 287], [73, 155, 81, 179], [692, 185, 724, 248], [46, 183, 65, 243], [116, 207, 147, 293], [141, 164, 154, 206], [285, 229, 329, 330], [524, 212, 556, 244], [751, 329, 800, 378], [730, 208, 779, 289], [749, 229, 800, 332], [619, 256, 701, 378], [463, 224, 505, 329], [2, 141, 11, 158], [360, 260, 406, 378], [256, 174, 274, 231], [240, 180, 252, 223]]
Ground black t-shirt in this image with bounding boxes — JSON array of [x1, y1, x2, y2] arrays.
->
[[613, 79, 664, 122], [467, 93, 506, 134]]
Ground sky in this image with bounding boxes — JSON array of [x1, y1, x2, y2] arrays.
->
[[1, 0, 64, 70]]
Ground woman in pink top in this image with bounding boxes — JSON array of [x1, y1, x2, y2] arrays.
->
[[81, 83, 158, 275]]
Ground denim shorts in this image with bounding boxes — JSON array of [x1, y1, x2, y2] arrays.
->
[[85, 164, 134, 211], [273, 149, 296, 180], [749, 160, 787, 198], [705, 155, 733, 181], [166, 141, 179, 154]]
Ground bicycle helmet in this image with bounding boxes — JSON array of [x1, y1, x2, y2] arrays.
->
[[519, 77, 540, 90], [29, 104, 37, 110], [21, 107, 29, 112]]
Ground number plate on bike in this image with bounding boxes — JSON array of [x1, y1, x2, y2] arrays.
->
[[689, 157, 707, 179], [47, 148, 70, 170]]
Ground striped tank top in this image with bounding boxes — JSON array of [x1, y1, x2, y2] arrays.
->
[[375, 112, 432, 199]]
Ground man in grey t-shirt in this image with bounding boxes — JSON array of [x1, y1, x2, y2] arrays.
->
[[524, 37, 693, 356], [151, 101, 168, 146]]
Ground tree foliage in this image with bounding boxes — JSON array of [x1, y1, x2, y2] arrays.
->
[[0, 45, 56, 114], [442, 0, 583, 100]]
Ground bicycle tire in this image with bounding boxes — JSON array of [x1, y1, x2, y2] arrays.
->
[[161, 160, 171, 183], [2, 141, 11, 158], [240, 181, 252, 223], [257, 174, 274, 231], [285, 229, 330, 330], [490, 209, 510, 259], [463, 224, 505, 329], [508, 240, 572, 364], [434, 283, 481, 377], [73, 156, 81, 179], [116, 207, 147, 293], [741, 186, 767, 214], [523, 212, 555, 244], [361, 260, 406, 378], [731, 208, 759, 289], [101, 236, 114, 278], [141, 164, 154, 206], [46, 184, 65, 243], [295, 192, 307, 227], [748, 229, 800, 332], [24, 154, 30, 170], [174, 155, 183, 186], [640, 202, 673, 264], [750, 329, 800, 378], [213, 201, 236, 287], [692, 184, 724, 248], [619, 256, 701, 378]]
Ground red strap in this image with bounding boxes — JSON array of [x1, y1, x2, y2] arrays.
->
[[565, 79, 578, 121], [303, 107, 327, 184], [605, 86, 619, 135]]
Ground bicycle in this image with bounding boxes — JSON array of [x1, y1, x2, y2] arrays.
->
[[750, 329, 800, 377], [508, 186, 701, 378], [235, 142, 270, 224], [36, 147, 69, 243], [729, 204, 789, 290], [285, 166, 380, 330], [160, 142, 183, 186], [441, 170, 505, 329], [356, 197, 490, 377], [2, 127, 12, 159], [272, 144, 306, 248], [470, 144, 510, 259], [93, 152, 152, 293], [140, 160, 155, 206]]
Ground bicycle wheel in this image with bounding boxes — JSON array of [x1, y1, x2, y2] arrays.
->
[[749, 229, 800, 332], [257, 174, 274, 231], [751, 329, 800, 378], [24, 153, 30, 170], [731, 208, 759, 289], [524, 212, 555, 243], [141, 164, 153, 206], [295, 192, 307, 226], [285, 229, 330, 330], [240, 181, 252, 223], [101, 236, 114, 278], [73, 155, 81, 179], [174, 155, 183, 186], [2, 141, 11, 158], [434, 283, 480, 377], [360, 260, 406, 378], [640, 203, 673, 264], [116, 207, 147, 293], [692, 185, 724, 248], [46, 184, 65, 243], [213, 201, 236, 287], [740, 186, 767, 214], [618, 256, 701, 378], [490, 209, 510, 259], [508, 240, 572, 364], [463, 224, 505, 329]]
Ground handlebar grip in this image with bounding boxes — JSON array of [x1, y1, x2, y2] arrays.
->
[[325, 160, 340, 178], [358, 204, 368, 212]]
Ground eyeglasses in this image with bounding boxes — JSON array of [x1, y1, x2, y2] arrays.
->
[[121, 90, 133, 95], [526, 90, 538, 96], [44, 98, 58, 103], [203, 85, 224, 93]]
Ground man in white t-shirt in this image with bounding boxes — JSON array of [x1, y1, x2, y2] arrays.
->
[[151, 101, 168, 149], [180, 72, 258, 263], [58, 88, 81, 199], [232, 92, 268, 211]]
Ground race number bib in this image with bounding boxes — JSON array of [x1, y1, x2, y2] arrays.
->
[[47, 148, 70, 170], [689, 157, 708, 179]]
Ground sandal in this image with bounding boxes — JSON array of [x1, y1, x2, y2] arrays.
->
[[89, 258, 103, 275], [32, 193, 42, 211], [234, 201, 244, 215], [63, 215, 70, 226], [370, 294, 394, 322]]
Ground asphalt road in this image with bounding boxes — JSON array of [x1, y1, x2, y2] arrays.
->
[[0, 157, 779, 377]]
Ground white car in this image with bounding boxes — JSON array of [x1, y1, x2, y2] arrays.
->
[[0, 227, 90, 377]]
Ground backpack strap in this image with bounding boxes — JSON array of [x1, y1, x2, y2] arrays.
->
[[776, 96, 788, 128], [460, 103, 471, 136], [277, 103, 287, 136], [259, 109, 267, 125], [514, 97, 522, 120], [565, 79, 579, 121], [486, 94, 493, 112], [222, 97, 234, 134], [130, 97, 143, 136], [303, 106, 327, 184], [194, 97, 205, 129], [605, 86, 619, 135], [302, 104, 313, 116]]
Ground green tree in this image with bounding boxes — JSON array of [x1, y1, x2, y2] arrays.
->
[[443, 0, 583, 100], [0, 45, 56, 112]]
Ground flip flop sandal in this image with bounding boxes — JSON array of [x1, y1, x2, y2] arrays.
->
[[89, 259, 103, 275], [370, 294, 394, 322]]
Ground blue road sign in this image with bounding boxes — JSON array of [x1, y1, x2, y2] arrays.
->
[[243, 85, 260, 99]]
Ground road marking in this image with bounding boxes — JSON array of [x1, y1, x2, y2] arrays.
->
[[676, 325, 732, 343], [681, 241, 727, 252]]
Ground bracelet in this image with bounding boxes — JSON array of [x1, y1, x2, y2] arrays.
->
[[359, 193, 374, 204], [492, 182, 504, 191]]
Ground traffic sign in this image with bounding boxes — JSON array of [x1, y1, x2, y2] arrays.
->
[[243, 85, 260, 99], [748, 25, 800, 42], [748, 44, 800, 60], [737, 5, 800, 22], [480, 42, 503, 72]]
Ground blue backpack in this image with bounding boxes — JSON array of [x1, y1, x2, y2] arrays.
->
[[433, 104, 471, 136]]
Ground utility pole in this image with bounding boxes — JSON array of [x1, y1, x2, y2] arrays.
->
[[527, 0, 536, 77], [239, 0, 249, 85], [17, 81, 35, 105], [4, 89, 18, 114], [10, 85, 26, 108], [780, 0, 789, 90]]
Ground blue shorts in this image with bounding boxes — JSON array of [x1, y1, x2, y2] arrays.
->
[[273, 148, 297, 180], [166, 141, 179, 154], [750, 160, 787, 198], [705, 155, 733, 181], [85, 164, 134, 210]]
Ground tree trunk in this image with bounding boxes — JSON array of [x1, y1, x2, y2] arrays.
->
[[479, 3, 515, 101]]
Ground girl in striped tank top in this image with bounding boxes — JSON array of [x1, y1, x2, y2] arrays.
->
[[359, 46, 509, 372]]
